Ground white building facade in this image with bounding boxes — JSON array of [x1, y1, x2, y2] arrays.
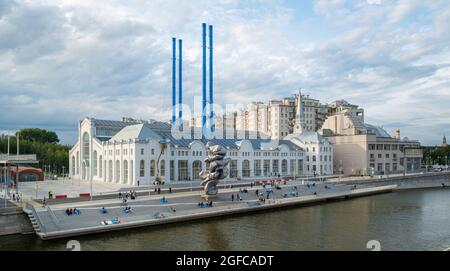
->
[[69, 117, 335, 185]]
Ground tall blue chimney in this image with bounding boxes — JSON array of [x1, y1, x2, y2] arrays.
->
[[172, 37, 176, 125], [209, 25, 214, 135], [178, 39, 183, 127], [202, 23, 207, 138]]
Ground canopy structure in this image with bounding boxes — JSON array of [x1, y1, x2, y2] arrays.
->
[[0, 154, 39, 164]]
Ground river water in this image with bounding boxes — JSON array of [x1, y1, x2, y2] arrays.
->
[[1, 188, 449, 251]]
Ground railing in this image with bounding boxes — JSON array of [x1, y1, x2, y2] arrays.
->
[[46, 206, 59, 225], [25, 203, 46, 233]]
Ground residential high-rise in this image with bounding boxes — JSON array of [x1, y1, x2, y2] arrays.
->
[[210, 91, 350, 139]]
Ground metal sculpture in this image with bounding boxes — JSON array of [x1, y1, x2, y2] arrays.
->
[[200, 144, 229, 198], [153, 140, 168, 185]]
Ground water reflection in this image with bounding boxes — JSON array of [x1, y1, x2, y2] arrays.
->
[[0, 188, 449, 251]]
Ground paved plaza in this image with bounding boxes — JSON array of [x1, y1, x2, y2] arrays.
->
[[2, 179, 126, 201], [32, 181, 354, 236]]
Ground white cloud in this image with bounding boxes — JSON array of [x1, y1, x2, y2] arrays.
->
[[0, 0, 449, 145]]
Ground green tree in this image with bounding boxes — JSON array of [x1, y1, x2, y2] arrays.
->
[[0, 130, 70, 177], [16, 128, 59, 144], [422, 146, 450, 166]]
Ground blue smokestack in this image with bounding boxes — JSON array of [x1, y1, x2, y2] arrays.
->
[[172, 37, 176, 125], [178, 39, 183, 127], [209, 25, 214, 135], [202, 23, 207, 138]]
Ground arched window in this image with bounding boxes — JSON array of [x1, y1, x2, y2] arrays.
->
[[140, 160, 145, 177], [71, 156, 75, 176], [192, 160, 202, 180], [108, 160, 113, 182], [263, 160, 270, 176], [282, 159, 288, 175], [76, 151, 80, 175], [82, 132, 90, 161], [93, 151, 98, 176], [160, 160, 165, 176], [99, 155, 103, 178], [230, 160, 238, 178], [115, 160, 120, 183], [242, 160, 250, 177], [123, 160, 128, 184], [254, 160, 261, 177], [150, 160, 156, 176], [272, 160, 279, 174]]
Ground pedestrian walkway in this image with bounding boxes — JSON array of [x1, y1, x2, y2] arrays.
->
[[25, 183, 396, 240]]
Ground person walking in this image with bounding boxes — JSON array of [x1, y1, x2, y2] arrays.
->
[[231, 194, 234, 201]]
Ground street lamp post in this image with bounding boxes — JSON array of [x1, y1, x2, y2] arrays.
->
[[35, 176, 38, 199]]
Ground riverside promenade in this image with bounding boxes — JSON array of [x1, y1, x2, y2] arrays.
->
[[23, 181, 396, 240], [325, 171, 450, 190]]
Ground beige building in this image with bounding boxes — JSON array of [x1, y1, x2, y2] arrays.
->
[[321, 112, 423, 176], [212, 92, 330, 139]]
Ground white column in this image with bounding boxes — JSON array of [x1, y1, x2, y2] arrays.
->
[[250, 158, 255, 178], [174, 158, 179, 182]]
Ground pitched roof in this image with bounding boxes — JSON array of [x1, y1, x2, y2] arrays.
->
[[284, 132, 328, 144], [110, 123, 162, 141], [96, 119, 301, 150]]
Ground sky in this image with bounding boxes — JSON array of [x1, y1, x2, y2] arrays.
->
[[0, 0, 449, 146]]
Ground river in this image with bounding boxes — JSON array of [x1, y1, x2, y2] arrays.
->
[[1, 188, 449, 251]]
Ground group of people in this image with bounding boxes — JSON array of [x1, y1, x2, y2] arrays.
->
[[120, 191, 138, 207], [198, 201, 213, 208], [103, 217, 121, 225], [123, 206, 133, 213], [11, 192, 21, 202], [239, 188, 249, 193], [154, 187, 173, 194], [119, 191, 137, 201], [65, 208, 80, 216], [258, 194, 266, 203], [231, 193, 242, 201]]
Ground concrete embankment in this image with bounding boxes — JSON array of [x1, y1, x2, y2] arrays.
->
[[327, 172, 450, 190], [32, 185, 396, 240], [0, 206, 34, 236]]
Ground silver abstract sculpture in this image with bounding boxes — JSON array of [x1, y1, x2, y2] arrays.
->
[[200, 144, 230, 197]]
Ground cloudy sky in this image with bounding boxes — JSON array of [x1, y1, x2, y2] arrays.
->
[[0, 0, 449, 145]]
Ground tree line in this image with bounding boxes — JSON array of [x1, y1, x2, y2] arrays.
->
[[0, 128, 70, 176], [422, 145, 450, 166]]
